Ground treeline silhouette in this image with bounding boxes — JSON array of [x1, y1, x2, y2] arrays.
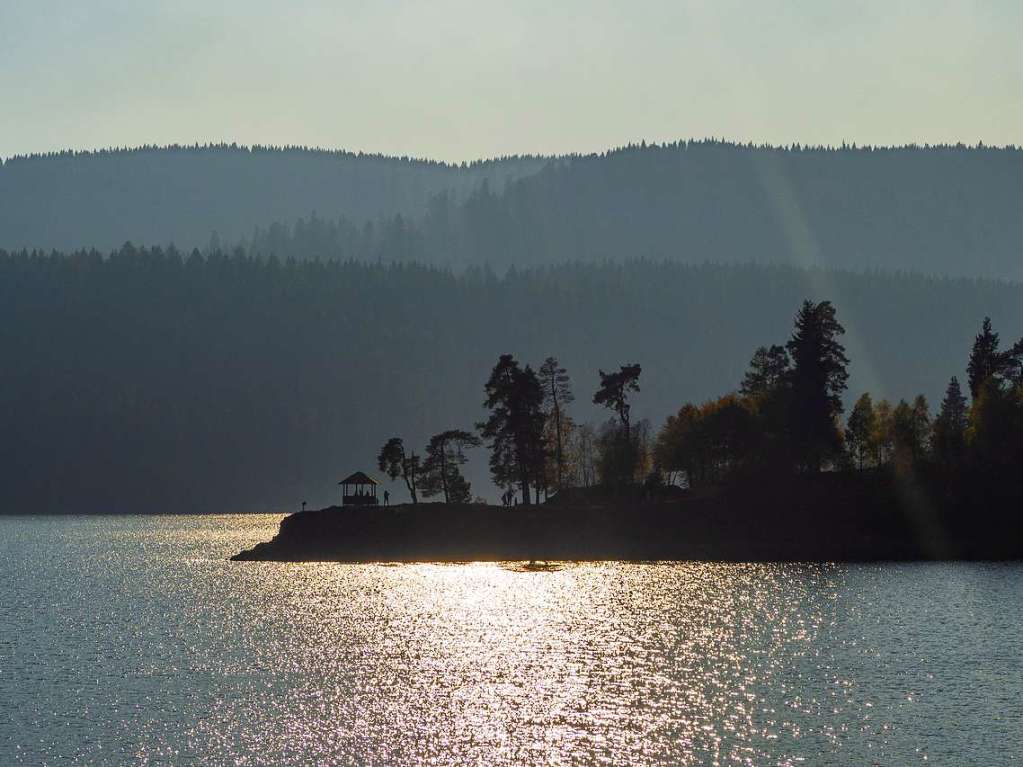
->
[[236, 307, 1023, 562], [0, 144, 545, 252], [375, 302, 1022, 511], [654, 307, 1022, 487], [5, 142, 1023, 280], [1, 244, 1021, 514]]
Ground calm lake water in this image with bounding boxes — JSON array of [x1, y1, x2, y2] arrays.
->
[[1, 515, 1021, 766]]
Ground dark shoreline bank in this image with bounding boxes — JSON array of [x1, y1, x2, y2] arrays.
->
[[232, 473, 1023, 563]]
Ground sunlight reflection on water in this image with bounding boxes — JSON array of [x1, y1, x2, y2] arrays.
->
[[1, 515, 1021, 765]]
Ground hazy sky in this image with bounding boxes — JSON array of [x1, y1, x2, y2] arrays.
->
[[2, 0, 1020, 162]]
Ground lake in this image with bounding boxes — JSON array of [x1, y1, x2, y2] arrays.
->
[[1, 514, 1020, 765]]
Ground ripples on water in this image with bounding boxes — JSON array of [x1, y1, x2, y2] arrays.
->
[[1, 515, 1021, 765]]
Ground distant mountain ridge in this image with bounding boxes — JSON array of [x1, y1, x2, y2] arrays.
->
[[471, 141, 1023, 280], [3, 141, 1023, 280], [0, 143, 547, 252]]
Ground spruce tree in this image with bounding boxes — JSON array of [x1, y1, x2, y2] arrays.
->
[[846, 393, 875, 469], [967, 317, 1001, 399], [786, 300, 849, 471], [739, 345, 790, 399], [911, 395, 931, 461], [932, 376, 968, 466]]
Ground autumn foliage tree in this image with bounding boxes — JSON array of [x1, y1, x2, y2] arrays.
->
[[845, 393, 876, 469]]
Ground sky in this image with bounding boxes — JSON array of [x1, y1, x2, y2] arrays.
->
[[1, 0, 1021, 162]]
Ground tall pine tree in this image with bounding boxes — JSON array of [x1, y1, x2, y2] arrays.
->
[[846, 393, 875, 469], [967, 317, 1001, 399], [480, 355, 547, 504], [786, 300, 849, 471], [932, 376, 968, 466], [539, 356, 574, 491]]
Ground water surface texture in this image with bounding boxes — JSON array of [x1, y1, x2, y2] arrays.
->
[[1, 515, 1020, 765]]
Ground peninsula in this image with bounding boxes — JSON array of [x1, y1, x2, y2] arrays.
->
[[236, 301, 1023, 563], [232, 472, 1023, 562]]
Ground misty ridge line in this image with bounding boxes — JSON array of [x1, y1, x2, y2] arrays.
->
[[5, 244, 1022, 289], [4, 137, 1022, 166], [0, 142, 549, 170], [4, 139, 1023, 282]]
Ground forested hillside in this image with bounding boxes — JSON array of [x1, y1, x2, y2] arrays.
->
[[245, 141, 1023, 279], [0, 145, 545, 252], [2, 245, 1021, 514], [5, 141, 1022, 280]]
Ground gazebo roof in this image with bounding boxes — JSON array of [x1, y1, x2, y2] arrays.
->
[[338, 471, 378, 486]]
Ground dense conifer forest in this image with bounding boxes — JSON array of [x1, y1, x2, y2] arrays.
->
[[0, 144, 545, 252], [3, 142, 1023, 280], [2, 245, 1021, 514]]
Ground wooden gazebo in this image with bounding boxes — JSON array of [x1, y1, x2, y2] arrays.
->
[[338, 471, 379, 506]]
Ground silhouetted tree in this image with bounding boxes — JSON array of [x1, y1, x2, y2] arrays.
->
[[538, 356, 574, 490], [377, 437, 420, 504], [480, 355, 546, 505], [871, 399, 895, 467], [593, 363, 642, 486], [446, 472, 473, 505], [911, 396, 932, 460], [420, 429, 481, 503], [846, 393, 876, 469], [595, 419, 639, 489], [786, 300, 849, 471], [596, 417, 654, 489], [968, 317, 1001, 399], [968, 378, 1023, 470], [569, 423, 598, 488], [695, 396, 758, 482], [594, 364, 642, 439], [655, 404, 703, 487], [892, 396, 930, 470], [738, 345, 793, 468], [740, 345, 790, 399], [1001, 338, 1023, 389], [540, 413, 579, 499], [932, 377, 968, 466], [654, 396, 757, 487]]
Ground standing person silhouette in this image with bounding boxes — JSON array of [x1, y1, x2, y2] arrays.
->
[[383, 490, 390, 506]]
